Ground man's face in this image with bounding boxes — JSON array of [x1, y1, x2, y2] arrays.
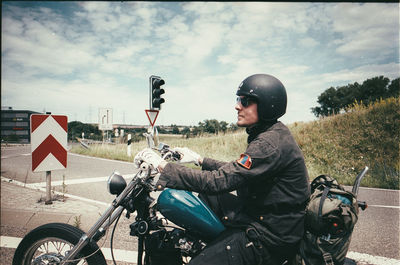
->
[[235, 96, 259, 127]]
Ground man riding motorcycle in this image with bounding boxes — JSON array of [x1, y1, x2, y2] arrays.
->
[[134, 74, 311, 265]]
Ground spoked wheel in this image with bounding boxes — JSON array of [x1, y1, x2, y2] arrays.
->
[[12, 223, 107, 265]]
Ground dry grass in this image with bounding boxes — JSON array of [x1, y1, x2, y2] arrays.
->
[[70, 132, 248, 164], [290, 97, 399, 189]]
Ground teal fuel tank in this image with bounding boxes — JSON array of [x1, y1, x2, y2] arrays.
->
[[157, 189, 225, 240]]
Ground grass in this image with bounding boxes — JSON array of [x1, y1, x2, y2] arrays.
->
[[70, 97, 399, 189], [290, 97, 399, 189], [70, 132, 248, 168], [73, 215, 82, 229], [158, 132, 248, 162]]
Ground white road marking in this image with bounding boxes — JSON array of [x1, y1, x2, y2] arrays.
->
[[69, 152, 134, 165], [0, 236, 21, 248], [2, 236, 399, 265], [101, 247, 137, 263], [368, 204, 400, 209], [1, 176, 108, 206], [1, 151, 134, 164], [1, 153, 30, 159], [1, 174, 138, 206], [33, 174, 136, 187], [346, 251, 400, 265], [355, 186, 400, 192], [1, 236, 137, 263]]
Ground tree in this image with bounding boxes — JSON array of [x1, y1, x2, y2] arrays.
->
[[68, 121, 101, 141], [311, 87, 341, 117], [359, 76, 390, 105], [311, 76, 399, 118], [203, 119, 220, 134], [229, 123, 239, 132], [171, 124, 180, 134], [219, 121, 228, 134], [192, 125, 203, 136], [197, 121, 205, 135], [388, 78, 399, 97], [181, 127, 191, 138]]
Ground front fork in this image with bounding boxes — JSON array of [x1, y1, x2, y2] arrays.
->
[[60, 178, 141, 264]]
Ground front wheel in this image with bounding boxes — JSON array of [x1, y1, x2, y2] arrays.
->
[[12, 223, 107, 265]]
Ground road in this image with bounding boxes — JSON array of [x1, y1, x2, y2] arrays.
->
[[1, 144, 399, 263]]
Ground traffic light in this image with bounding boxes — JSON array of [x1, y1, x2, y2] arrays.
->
[[150, 75, 165, 110]]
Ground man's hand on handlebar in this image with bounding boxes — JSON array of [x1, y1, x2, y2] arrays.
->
[[134, 145, 202, 176], [155, 143, 203, 166], [172, 147, 203, 166], [134, 148, 167, 172]]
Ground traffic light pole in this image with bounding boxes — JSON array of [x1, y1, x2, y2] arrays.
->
[[146, 75, 165, 148]]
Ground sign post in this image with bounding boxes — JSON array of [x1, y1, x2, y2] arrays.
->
[[45, 171, 51, 204], [31, 114, 68, 204], [98, 108, 113, 142]]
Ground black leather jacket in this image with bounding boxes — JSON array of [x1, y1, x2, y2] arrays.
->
[[158, 121, 310, 247]]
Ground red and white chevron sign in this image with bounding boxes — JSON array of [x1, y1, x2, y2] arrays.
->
[[31, 114, 68, 172]]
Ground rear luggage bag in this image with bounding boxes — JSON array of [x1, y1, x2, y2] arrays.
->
[[299, 175, 359, 265]]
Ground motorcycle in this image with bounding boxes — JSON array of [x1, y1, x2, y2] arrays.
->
[[12, 135, 368, 265]]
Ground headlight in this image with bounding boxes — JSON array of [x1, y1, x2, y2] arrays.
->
[[107, 171, 127, 195]]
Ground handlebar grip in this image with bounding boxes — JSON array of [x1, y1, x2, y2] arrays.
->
[[357, 200, 367, 211], [140, 161, 150, 171], [172, 151, 182, 160]]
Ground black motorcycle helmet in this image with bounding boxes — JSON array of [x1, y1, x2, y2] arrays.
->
[[236, 74, 287, 121]]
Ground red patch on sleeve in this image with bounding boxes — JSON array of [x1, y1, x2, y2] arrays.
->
[[237, 154, 252, 169]]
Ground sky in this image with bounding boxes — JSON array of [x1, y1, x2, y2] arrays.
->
[[1, 1, 399, 126]]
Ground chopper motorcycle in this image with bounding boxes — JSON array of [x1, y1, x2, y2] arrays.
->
[[12, 135, 368, 265]]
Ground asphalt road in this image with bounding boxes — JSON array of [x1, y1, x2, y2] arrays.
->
[[1, 144, 399, 261]]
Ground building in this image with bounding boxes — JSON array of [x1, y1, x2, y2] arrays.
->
[[1, 107, 40, 143]]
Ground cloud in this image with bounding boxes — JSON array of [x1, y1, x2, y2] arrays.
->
[[300, 37, 319, 47], [1, 2, 399, 126], [330, 3, 399, 59], [320, 62, 400, 85], [336, 28, 397, 58], [330, 3, 397, 32], [2, 7, 99, 77]]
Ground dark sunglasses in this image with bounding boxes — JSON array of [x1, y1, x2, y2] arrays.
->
[[236, 96, 255, 107]]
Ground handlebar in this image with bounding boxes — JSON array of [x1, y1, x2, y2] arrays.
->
[[135, 142, 183, 191], [135, 142, 182, 188], [351, 167, 369, 211], [156, 142, 182, 161], [144, 126, 182, 162], [352, 166, 369, 196]]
